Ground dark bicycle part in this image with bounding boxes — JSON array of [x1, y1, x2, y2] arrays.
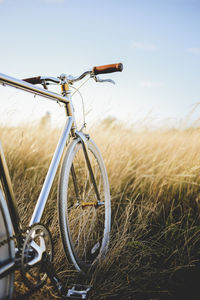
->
[[21, 224, 53, 289], [22, 76, 42, 85], [42, 254, 91, 299]]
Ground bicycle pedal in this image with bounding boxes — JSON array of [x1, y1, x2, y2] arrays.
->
[[66, 284, 91, 299]]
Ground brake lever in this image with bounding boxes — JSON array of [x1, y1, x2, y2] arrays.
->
[[41, 79, 48, 90], [94, 75, 115, 85]]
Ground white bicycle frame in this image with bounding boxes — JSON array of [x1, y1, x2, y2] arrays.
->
[[0, 72, 95, 250], [0, 63, 122, 299], [0, 62, 123, 280]]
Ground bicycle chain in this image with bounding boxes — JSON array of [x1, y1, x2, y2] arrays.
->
[[0, 226, 37, 299], [0, 228, 26, 248]]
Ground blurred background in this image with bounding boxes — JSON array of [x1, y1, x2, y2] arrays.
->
[[0, 0, 200, 128], [1, 3, 200, 298]]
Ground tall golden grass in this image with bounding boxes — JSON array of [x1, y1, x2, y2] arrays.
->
[[1, 120, 200, 300]]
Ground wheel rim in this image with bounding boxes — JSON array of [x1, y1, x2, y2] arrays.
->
[[66, 142, 108, 270], [0, 189, 15, 299]]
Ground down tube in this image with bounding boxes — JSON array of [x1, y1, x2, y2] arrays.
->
[[29, 117, 73, 226]]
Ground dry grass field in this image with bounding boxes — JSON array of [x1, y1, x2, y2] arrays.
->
[[1, 119, 200, 300]]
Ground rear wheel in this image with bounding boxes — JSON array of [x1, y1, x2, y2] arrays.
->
[[0, 188, 15, 299], [58, 138, 111, 274]]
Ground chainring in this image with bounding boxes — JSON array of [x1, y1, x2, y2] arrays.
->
[[20, 223, 53, 289]]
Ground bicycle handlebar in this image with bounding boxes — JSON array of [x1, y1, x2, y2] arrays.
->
[[22, 63, 123, 85], [92, 63, 123, 75]]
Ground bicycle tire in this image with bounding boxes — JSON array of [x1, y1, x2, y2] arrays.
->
[[0, 188, 15, 300], [58, 137, 111, 273]]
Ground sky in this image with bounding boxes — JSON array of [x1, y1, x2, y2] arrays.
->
[[0, 0, 200, 128]]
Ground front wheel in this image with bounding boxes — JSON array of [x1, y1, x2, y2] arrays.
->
[[58, 137, 111, 274]]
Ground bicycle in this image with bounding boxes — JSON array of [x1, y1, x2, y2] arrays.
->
[[0, 63, 123, 299]]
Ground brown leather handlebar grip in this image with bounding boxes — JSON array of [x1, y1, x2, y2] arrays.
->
[[22, 76, 41, 85], [92, 63, 123, 75]]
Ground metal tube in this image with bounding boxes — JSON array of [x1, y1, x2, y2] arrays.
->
[[29, 117, 73, 226], [0, 142, 22, 236], [0, 73, 69, 104], [75, 131, 101, 201]]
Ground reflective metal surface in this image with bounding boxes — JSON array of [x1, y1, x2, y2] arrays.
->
[[0, 189, 15, 299], [0, 142, 22, 237], [0, 73, 69, 104], [29, 117, 73, 226]]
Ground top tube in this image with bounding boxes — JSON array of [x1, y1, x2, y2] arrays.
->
[[0, 73, 69, 104]]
